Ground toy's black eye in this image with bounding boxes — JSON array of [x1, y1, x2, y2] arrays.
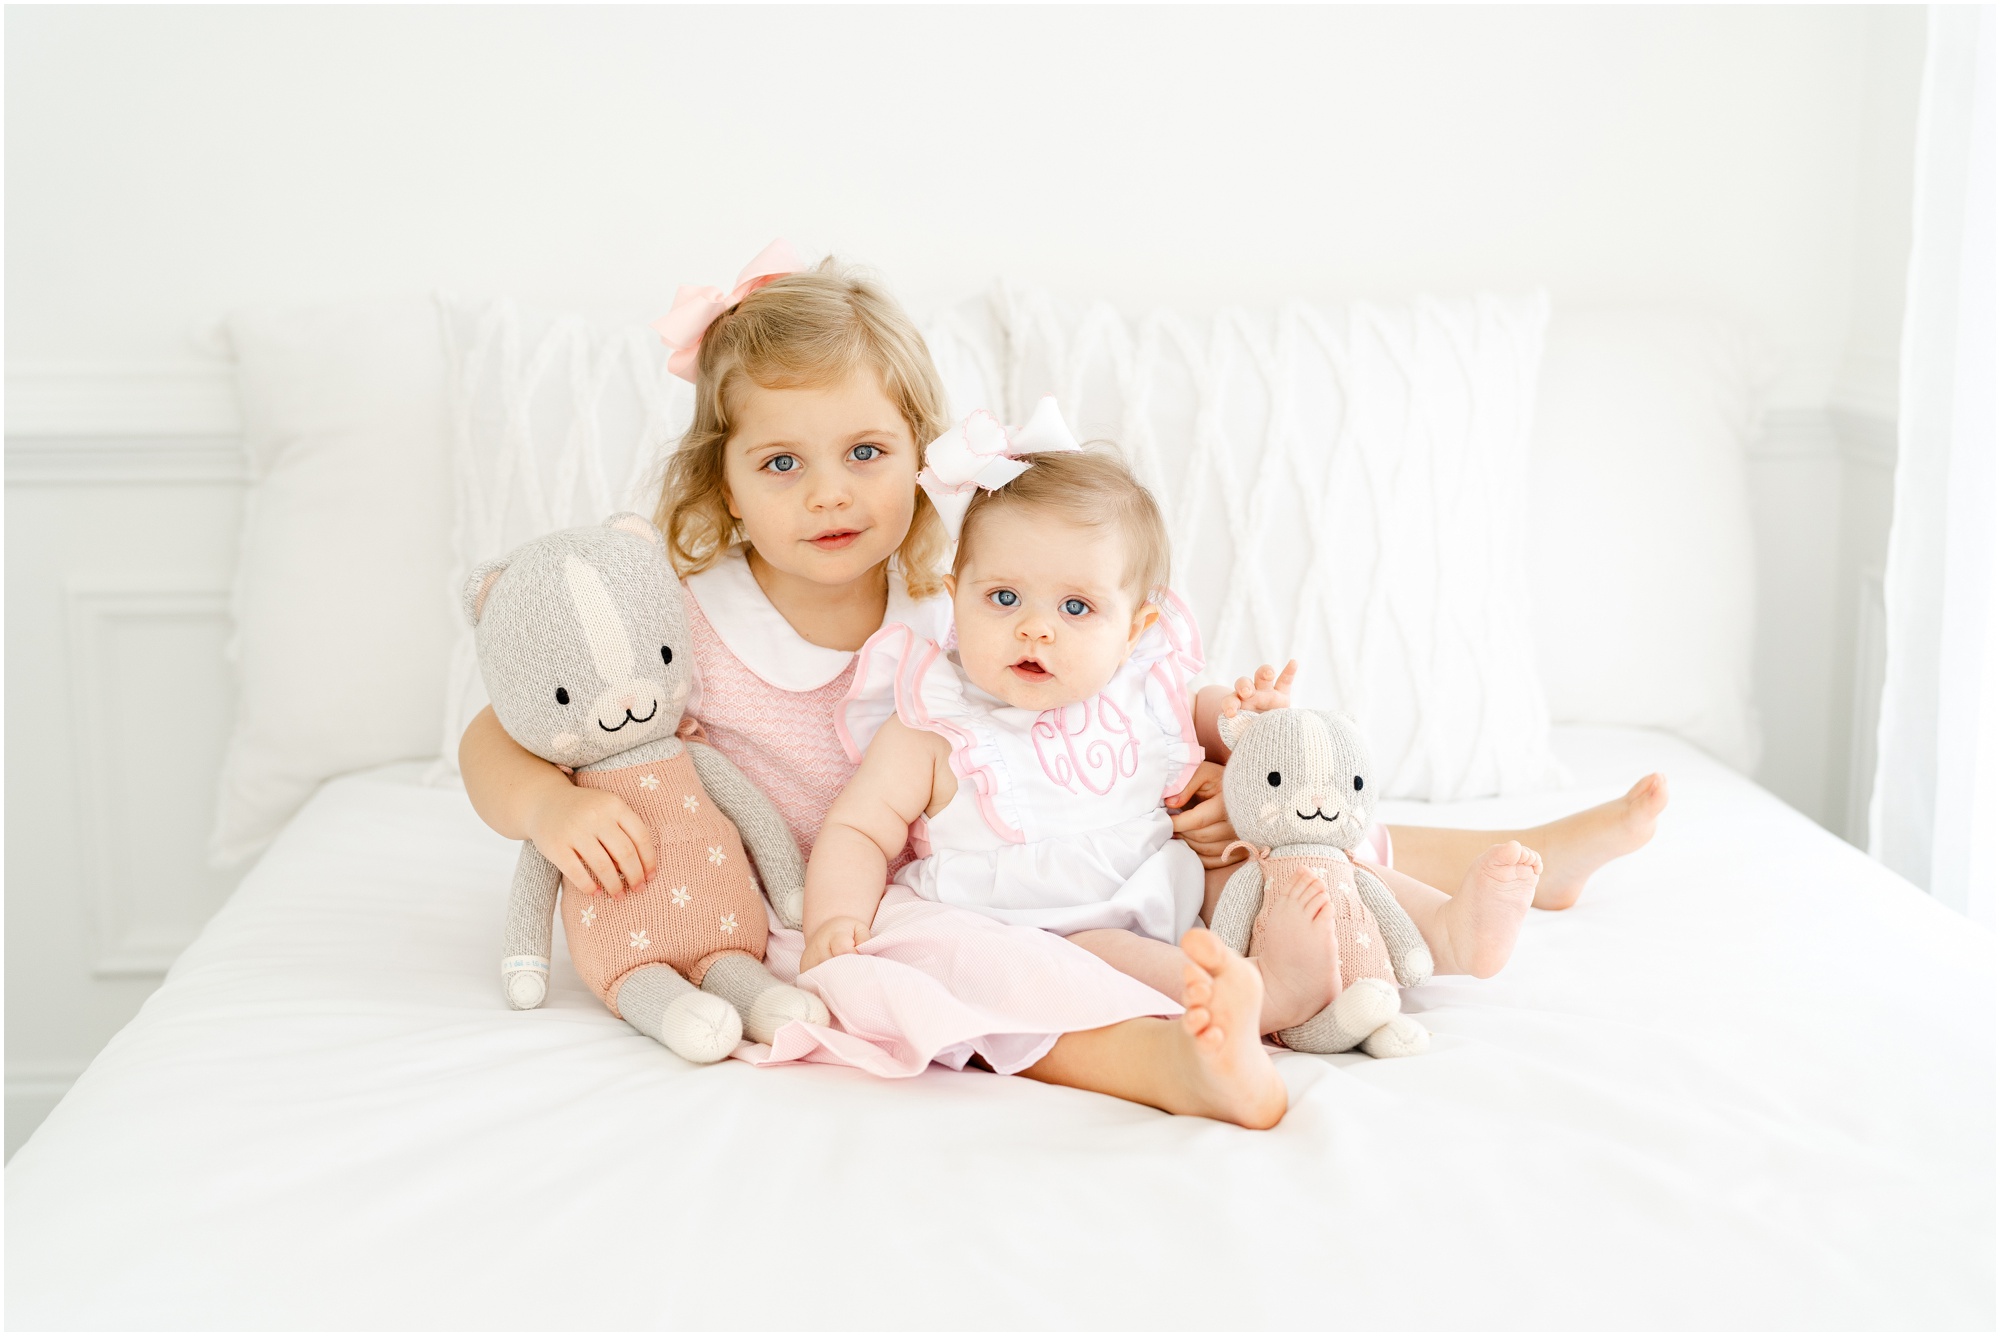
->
[[660, 645, 673, 666], [1267, 771, 1282, 787], [555, 687, 570, 705], [1354, 775, 1364, 791]]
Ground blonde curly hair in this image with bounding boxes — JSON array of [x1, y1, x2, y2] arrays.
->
[[654, 258, 950, 598]]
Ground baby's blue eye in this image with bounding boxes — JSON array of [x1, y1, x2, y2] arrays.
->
[[1062, 598, 1090, 617], [764, 454, 799, 474], [849, 443, 882, 462], [990, 589, 1020, 608]]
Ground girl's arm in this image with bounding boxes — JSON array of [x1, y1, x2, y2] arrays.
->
[[800, 718, 950, 971], [459, 705, 656, 894]]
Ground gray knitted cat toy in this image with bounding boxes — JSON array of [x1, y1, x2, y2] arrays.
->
[[463, 513, 827, 1065], [1210, 707, 1432, 1057]]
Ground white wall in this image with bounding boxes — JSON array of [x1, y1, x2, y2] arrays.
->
[[5, 5, 1904, 408], [3, 5, 1924, 1158]]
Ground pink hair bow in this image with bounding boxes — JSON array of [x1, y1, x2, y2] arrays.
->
[[651, 238, 806, 382], [918, 395, 1081, 541]]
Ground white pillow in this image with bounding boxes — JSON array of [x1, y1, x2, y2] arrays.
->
[[433, 295, 1006, 770], [1527, 309, 1769, 771], [212, 300, 457, 865], [991, 285, 1562, 802]]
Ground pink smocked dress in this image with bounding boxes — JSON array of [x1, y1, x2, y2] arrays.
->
[[681, 546, 1178, 1076]]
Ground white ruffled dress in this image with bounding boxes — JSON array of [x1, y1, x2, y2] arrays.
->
[[837, 592, 1211, 946]]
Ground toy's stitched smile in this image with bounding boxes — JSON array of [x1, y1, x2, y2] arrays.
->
[[598, 702, 659, 732], [1296, 807, 1341, 822]]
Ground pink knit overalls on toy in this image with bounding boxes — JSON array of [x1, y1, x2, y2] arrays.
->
[[1234, 844, 1396, 995], [560, 751, 770, 1013]]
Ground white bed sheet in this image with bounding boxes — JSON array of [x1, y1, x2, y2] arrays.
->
[[6, 728, 1992, 1329]]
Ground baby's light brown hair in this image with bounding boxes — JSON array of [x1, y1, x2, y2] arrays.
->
[[954, 447, 1173, 608], [655, 257, 951, 597]]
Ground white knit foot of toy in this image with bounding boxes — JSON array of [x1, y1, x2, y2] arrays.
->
[[743, 984, 829, 1045], [657, 991, 742, 1063], [1333, 977, 1399, 1038], [1361, 1012, 1429, 1059]]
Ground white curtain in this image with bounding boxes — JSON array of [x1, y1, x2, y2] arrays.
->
[[1870, 5, 1998, 928]]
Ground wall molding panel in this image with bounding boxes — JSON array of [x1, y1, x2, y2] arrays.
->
[[7, 436, 248, 486], [62, 575, 239, 977], [6, 361, 242, 437]]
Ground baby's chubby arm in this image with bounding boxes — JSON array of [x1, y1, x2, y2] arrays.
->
[[800, 718, 953, 972], [1176, 661, 1299, 866]]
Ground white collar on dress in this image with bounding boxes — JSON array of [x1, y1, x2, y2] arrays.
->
[[684, 544, 945, 692]]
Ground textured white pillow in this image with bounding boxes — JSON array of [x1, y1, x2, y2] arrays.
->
[[992, 285, 1562, 802], [212, 300, 457, 864], [434, 295, 1006, 770], [1528, 309, 1769, 770]]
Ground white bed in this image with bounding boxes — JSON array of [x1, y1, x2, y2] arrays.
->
[[7, 726, 1991, 1329]]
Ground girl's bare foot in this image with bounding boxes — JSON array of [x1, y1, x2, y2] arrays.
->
[[1175, 928, 1289, 1129], [1436, 841, 1539, 978], [1249, 866, 1337, 1035], [1531, 773, 1668, 910]]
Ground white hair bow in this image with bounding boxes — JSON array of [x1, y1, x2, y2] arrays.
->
[[917, 395, 1082, 541]]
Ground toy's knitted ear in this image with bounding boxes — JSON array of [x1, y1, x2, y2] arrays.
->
[[462, 559, 508, 627], [606, 512, 665, 547], [1217, 708, 1260, 751]]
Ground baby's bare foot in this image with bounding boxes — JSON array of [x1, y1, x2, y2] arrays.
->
[[1439, 841, 1539, 978], [1250, 866, 1336, 1035], [1533, 773, 1668, 910], [1176, 928, 1288, 1129]]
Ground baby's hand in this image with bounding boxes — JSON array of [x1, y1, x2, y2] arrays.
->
[[526, 785, 655, 895], [1171, 761, 1245, 869], [800, 916, 871, 973], [1222, 660, 1299, 718]]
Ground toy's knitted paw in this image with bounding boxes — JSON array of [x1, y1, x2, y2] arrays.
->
[[657, 991, 742, 1064], [1361, 1012, 1429, 1059], [769, 883, 806, 930], [1398, 943, 1434, 988], [744, 983, 830, 1044], [502, 956, 550, 1010]]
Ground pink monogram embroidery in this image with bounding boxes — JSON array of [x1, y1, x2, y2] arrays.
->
[[1031, 696, 1141, 795]]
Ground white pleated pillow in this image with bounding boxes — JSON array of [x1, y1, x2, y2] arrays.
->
[[992, 285, 1562, 802], [435, 295, 1007, 773]]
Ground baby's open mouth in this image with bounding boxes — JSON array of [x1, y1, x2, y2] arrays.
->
[[1008, 657, 1054, 683], [808, 528, 862, 550]]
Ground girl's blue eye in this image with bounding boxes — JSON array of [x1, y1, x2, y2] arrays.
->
[[1062, 598, 1090, 617], [849, 443, 882, 462], [990, 589, 1020, 608], [765, 455, 798, 474]]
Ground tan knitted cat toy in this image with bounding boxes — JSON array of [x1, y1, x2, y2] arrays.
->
[[463, 513, 828, 1064], [1209, 707, 1432, 1057]]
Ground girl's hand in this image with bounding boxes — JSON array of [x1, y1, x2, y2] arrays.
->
[[800, 916, 871, 972], [1222, 660, 1299, 718], [525, 786, 656, 895], [1170, 762, 1245, 869]]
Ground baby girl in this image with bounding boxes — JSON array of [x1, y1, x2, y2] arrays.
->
[[801, 402, 1541, 1038]]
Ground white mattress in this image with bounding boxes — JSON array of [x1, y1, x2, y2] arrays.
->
[[6, 728, 1992, 1329]]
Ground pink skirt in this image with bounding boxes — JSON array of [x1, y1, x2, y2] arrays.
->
[[742, 887, 1180, 1076]]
